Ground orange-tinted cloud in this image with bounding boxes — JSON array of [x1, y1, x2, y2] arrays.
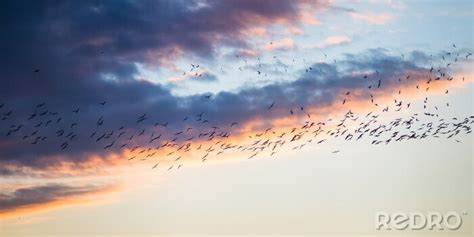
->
[[0, 183, 120, 219], [1, 49, 471, 178]]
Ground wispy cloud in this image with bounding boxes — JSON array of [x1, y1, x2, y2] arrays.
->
[[350, 11, 393, 24], [310, 35, 352, 48], [265, 38, 295, 51], [0, 183, 119, 218], [384, 0, 407, 10]]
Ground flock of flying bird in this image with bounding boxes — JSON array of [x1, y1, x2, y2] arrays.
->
[[0, 46, 472, 171]]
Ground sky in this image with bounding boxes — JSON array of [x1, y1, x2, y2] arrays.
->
[[0, 0, 473, 236]]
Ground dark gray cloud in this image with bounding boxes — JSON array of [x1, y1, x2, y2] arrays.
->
[[0, 1, 466, 177], [0, 183, 114, 213], [0, 0, 324, 175], [0, 48, 449, 176]]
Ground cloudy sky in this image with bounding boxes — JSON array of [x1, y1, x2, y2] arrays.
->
[[0, 0, 473, 236]]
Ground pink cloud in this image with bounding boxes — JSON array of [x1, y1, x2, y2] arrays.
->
[[265, 38, 295, 51], [309, 35, 351, 48], [350, 11, 393, 24]]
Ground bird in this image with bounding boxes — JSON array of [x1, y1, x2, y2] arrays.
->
[[268, 102, 275, 110], [104, 141, 115, 149]]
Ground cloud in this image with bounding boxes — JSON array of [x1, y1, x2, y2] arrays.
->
[[1, 47, 470, 178], [189, 72, 219, 82], [0, 0, 324, 174], [265, 38, 295, 51], [0, 0, 326, 73], [169, 70, 219, 83], [350, 11, 393, 24], [384, 0, 407, 10], [298, 9, 320, 25], [0, 0, 329, 102], [310, 35, 351, 48], [0, 1, 471, 178], [0, 183, 118, 217], [237, 48, 262, 58]]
